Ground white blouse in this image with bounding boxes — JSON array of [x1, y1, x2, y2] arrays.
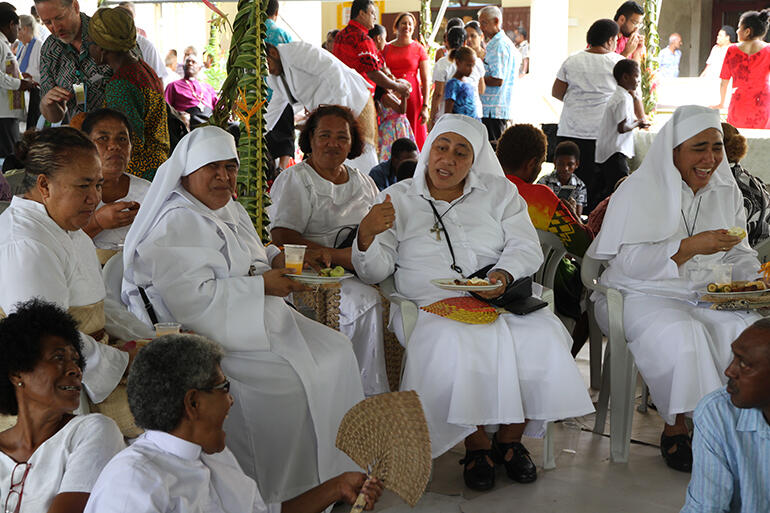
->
[[0, 414, 124, 513], [556, 50, 624, 139], [85, 430, 279, 513], [599, 180, 759, 301], [93, 174, 151, 250], [268, 161, 378, 248], [352, 171, 543, 306], [0, 196, 132, 404]]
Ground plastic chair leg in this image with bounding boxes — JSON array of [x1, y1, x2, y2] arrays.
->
[[609, 342, 635, 463], [587, 304, 603, 391], [593, 341, 611, 434], [543, 421, 555, 470], [637, 382, 649, 413]]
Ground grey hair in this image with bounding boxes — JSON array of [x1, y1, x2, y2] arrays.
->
[[18, 14, 34, 29], [33, 0, 75, 8], [127, 334, 224, 432], [478, 6, 502, 22]]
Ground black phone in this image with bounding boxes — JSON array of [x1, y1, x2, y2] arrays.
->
[[557, 184, 576, 201]]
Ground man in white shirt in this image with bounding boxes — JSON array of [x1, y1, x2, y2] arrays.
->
[[85, 335, 382, 513]]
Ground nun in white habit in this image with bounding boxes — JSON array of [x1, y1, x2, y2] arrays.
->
[[121, 126, 364, 502], [587, 105, 761, 471], [352, 115, 594, 490], [265, 41, 378, 172]]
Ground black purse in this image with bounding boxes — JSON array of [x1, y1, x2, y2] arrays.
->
[[429, 201, 548, 316]]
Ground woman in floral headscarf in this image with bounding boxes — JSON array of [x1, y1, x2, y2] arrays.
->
[[88, 7, 168, 181]]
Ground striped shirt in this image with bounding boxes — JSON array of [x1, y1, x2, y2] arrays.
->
[[681, 388, 770, 513]]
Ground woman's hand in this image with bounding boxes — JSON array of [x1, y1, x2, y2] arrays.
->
[[358, 195, 395, 251], [263, 268, 310, 296], [94, 201, 140, 230], [673, 229, 743, 265], [419, 105, 430, 124], [335, 473, 384, 511], [474, 270, 509, 299]]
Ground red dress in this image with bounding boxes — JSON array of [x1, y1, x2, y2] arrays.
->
[[383, 41, 428, 148], [720, 44, 770, 129]]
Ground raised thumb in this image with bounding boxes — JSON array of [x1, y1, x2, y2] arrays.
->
[[384, 194, 392, 203]]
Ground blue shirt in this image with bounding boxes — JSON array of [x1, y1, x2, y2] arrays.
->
[[479, 31, 517, 120], [659, 48, 682, 78], [444, 78, 479, 119], [369, 160, 394, 191], [681, 388, 770, 513]]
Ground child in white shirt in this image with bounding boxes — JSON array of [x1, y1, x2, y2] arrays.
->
[[595, 59, 649, 203]]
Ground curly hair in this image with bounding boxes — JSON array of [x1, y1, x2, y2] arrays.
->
[[554, 140, 581, 161], [127, 334, 223, 432], [721, 122, 747, 163], [298, 105, 364, 160], [0, 299, 84, 415], [587, 18, 619, 47], [17, 126, 98, 192], [496, 124, 547, 173]]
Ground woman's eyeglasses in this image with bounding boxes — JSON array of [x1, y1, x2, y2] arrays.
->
[[4, 462, 31, 513], [201, 378, 230, 394]]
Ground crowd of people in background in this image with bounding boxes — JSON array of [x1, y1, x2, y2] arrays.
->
[[0, 0, 769, 512]]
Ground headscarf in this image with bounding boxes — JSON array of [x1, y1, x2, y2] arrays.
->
[[90, 7, 136, 52], [411, 114, 503, 195], [588, 105, 735, 260], [122, 126, 239, 298]]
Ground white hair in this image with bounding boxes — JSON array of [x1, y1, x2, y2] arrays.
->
[[478, 6, 502, 23], [18, 14, 35, 29]]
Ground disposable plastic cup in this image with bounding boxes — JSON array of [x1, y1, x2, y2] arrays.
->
[[154, 322, 181, 337], [284, 244, 306, 275]]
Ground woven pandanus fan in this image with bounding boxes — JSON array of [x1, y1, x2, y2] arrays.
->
[[336, 390, 431, 511]]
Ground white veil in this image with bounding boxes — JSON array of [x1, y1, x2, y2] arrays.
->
[[588, 105, 735, 260]]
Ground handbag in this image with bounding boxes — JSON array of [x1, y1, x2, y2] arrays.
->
[[429, 200, 547, 316]]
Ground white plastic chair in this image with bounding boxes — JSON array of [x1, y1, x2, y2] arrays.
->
[[754, 237, 770, 263], [536, 229, 602, 390], [102, 250, 124, 303], [379, 275, 557, 470], [580, 255, 638, 463]]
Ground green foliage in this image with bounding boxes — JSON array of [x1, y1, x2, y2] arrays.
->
[[202, 14, 228, 91], [641, 0, 660, 117], [211, 0, 270, 241]]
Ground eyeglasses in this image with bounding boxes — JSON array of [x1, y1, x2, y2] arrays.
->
[[4, 462, 31, 513], [201, 378, 230, 394]]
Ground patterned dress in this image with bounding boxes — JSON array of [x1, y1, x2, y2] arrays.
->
[[105, 59, 169, 181], [376, 100, 414, 162], [720, 45, 770, 129]]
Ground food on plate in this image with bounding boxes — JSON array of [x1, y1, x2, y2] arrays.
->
[[727, 226, 747, 239], [453, 277, 491, 286], [318, 265, 346, 277], [706, 280, 767, 293]]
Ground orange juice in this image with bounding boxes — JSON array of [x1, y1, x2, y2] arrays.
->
[[286, 261, 303, 274]]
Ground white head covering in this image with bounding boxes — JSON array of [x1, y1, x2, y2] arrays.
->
[[411, 114, 503, 194], [122, 126, 239, 295], [588, 105, 735, 260]]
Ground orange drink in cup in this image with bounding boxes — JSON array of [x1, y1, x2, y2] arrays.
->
[[284, 244, 306, 275]]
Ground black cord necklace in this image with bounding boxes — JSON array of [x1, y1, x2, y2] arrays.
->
[[426, 196, 468, 275], [681, 197, 703, 237]]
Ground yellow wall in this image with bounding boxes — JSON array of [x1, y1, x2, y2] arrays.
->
[[567, 0, 619, 54]]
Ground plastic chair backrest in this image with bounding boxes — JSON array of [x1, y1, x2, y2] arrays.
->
[[102, 250, 124, 303], [536, 229, 568, 289], [580, 254, 607, 291]]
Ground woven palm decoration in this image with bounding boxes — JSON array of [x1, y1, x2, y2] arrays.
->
[[421, 296, 499, 324], [336, 391, 431, 511]]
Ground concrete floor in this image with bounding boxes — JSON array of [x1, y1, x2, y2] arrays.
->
[[334, 343, 693, 513]]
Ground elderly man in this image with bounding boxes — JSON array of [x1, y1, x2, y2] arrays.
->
[[85, 335, 383, 513], [659, 33, 683, 78], [681, 320, 770, 513], [265, 41, 379, 174], [477, 6, 518, 144], [333, 0, 410, 98], [164, 53, 218, 127], [35, 0, 139, 123]]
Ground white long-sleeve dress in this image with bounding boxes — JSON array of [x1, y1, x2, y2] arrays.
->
[[269, 161, 389, 396], [593, 180, 762, 425], [123, 188, 364, 502], [0, 197, 150, 410], [352, 172, 594, 457]]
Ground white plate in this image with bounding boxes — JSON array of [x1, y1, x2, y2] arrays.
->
[[287, 271, 354, 284], [700, 288, 770, 300], [431, 278, 502, 292]]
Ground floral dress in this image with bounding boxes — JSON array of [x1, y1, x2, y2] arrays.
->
[[105, 59, 170, 180], [376, 100, 414, 162], [720, 45, 770, 129]]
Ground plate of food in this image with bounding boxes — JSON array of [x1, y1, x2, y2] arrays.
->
[[287, 266, 353, 285], [431, 277, 503, 292], [700, 280, 770, 301]]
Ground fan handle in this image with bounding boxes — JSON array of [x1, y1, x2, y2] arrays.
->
[[349, 475, 374, 513]]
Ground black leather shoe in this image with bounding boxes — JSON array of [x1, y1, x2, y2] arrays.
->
[[459, 449, 495, 491], [491, 436, 537, 483], [660, 433, 692, 472]]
